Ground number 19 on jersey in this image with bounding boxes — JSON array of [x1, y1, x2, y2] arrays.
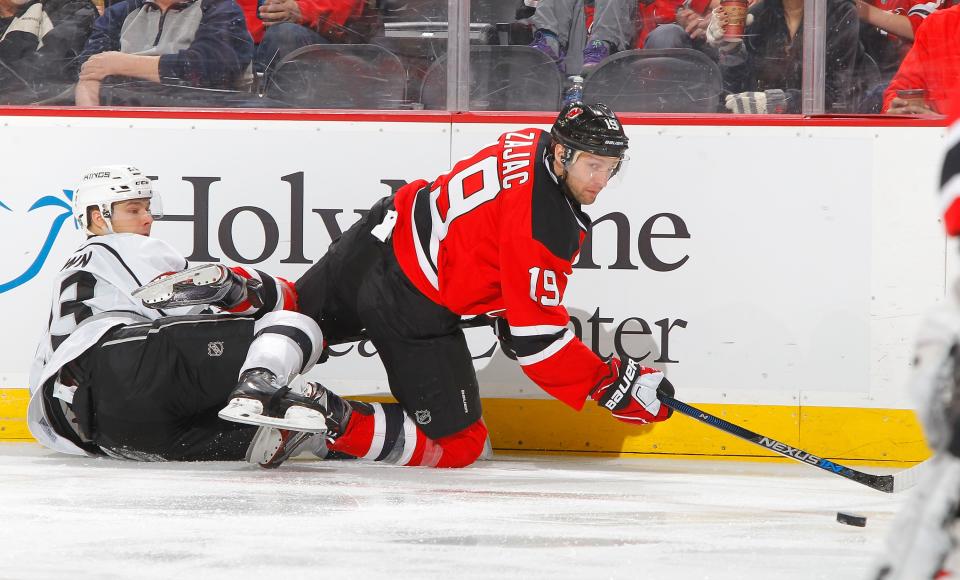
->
[[528, 267, 560, 306]]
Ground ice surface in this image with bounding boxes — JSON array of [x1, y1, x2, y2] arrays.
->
[[0, 443, 905, 580]]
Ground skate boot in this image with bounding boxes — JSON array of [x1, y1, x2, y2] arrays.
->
[[241, 381, 364, 468], [219, 369, 330, 432]]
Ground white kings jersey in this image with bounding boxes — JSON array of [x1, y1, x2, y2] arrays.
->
[[27, 233, 196, 455]]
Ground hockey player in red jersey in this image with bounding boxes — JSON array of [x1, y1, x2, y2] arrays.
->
[[218, 102, 677, 468]]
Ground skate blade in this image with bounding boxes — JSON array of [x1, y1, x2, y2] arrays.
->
[[132, 264, 225, 304], [246, 426, 283, 466], [248, 428, 315, 469], [219, 398, 328, 433]]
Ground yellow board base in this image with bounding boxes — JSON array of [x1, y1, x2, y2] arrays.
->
[[0, 388, 931, 465], [0, 389, 31, 441], [476, 398, 929, 465]]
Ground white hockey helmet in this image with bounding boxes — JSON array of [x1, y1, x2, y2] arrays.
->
[[73, 165, 162, 235]]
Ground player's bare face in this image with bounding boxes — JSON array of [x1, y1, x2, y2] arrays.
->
[[110, 199, 154, 235], [563, 151, 620, 205]]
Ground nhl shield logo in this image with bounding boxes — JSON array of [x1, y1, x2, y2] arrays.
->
[[415, 409, 432, 425], [207, 341, 224, 357]]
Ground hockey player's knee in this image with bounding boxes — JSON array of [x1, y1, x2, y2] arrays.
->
[[435, 420, 488, 468], [254, 311, 324, 368]]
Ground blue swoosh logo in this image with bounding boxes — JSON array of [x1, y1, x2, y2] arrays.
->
[[0, 189, 75, 293]]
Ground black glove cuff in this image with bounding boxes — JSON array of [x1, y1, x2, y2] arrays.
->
[[493, 317, 517, 360]]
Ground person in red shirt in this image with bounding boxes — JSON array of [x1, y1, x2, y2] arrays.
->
[[858, 0, 942, 85], [242, 0, 382, 75], [640, 0, 717, 50], [882, 3, 960, 113], [216, 102, 677, 469]]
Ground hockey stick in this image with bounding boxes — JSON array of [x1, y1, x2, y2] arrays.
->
[[660, 395, 927, 494]]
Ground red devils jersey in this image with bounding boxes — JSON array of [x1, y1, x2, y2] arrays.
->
[[392, 128, 616, 410]]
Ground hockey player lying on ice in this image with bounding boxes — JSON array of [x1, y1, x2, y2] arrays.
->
[[27, 165, 326, 461], [214, 101, 679, 469]]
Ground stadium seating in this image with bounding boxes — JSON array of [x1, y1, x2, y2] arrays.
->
[[419, 45, 563, 111], [264, 44, 407, 109], [583, 48, 722, 113]]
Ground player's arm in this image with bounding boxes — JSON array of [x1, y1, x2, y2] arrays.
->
[[498, 210, 672, 424], [857, 0, 914, 40], [47, 268, 101, 352]]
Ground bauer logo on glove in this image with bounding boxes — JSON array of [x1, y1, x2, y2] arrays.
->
[[591, 358, 675, 425]]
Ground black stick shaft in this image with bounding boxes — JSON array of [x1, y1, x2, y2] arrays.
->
[[660, 395, 895, 493]]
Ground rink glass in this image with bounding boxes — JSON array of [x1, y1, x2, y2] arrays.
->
[[0, 0, 943, 117]]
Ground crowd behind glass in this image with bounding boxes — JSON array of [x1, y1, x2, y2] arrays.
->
[[0, 0, 950, 114]]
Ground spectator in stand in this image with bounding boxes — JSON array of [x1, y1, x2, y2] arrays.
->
[[74, 0, 253, 106], [706, 0, 860, 113], [642, 0, 720, 51], [239, 0, 382, 75], [859, 0, 950, 79], [882, 3, 960, 115], [0, 0, 97, 103], [855, 0, 926, 112], [528, 0, 637, 73]]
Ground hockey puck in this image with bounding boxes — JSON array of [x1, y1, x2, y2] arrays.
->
[[836, 512, 867, 527]]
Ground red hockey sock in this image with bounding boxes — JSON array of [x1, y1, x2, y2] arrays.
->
[[328, 408, 376, 458], [328, 403, 487, 468]]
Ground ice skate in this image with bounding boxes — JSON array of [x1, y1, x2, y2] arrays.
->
[[219, 370, 356, 435], [247, 424, 358, 468], [133, 264, 231, 307], [239, 377, 360, 468], [219, 369, 327, 432], [246, 426, 324, 468]]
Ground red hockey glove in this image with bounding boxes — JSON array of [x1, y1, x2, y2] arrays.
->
[[590, 358, 675, 424]]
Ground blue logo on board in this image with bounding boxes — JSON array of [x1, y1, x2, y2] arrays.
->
[[0, 189, 76, 294]]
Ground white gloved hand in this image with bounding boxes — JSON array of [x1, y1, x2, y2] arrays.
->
[[705, 7, 754, 50], [724, 89, 788, 114]]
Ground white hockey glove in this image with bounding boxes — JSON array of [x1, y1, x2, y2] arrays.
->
[[133, 264, 263, 310], [725, 89, 788, 114], [705, 7, 753, 51]]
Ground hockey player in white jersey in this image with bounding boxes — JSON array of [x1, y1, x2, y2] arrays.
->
[[866, 122, 960, 579], [28, 165, 325, 461]]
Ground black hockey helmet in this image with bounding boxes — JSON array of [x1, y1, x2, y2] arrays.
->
[[551, 101, 629, 164]]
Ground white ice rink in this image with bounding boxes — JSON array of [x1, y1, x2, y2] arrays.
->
[[0, 442, 908, 580]]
